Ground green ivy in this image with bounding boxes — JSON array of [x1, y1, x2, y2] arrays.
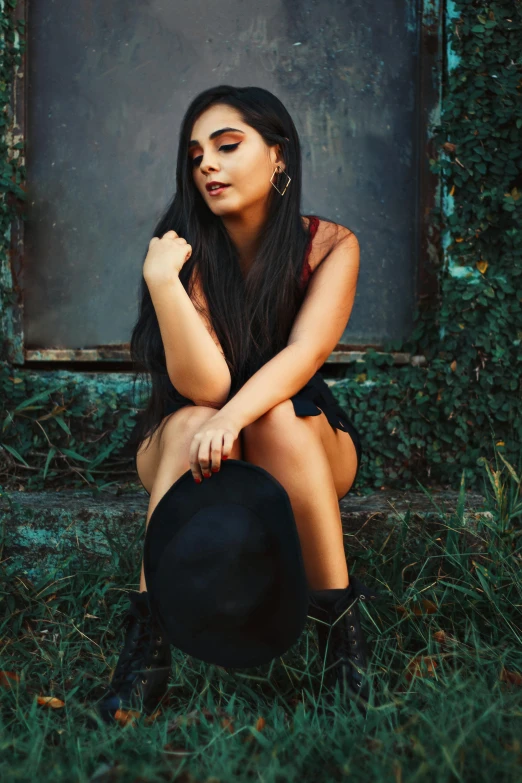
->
[[0, 1, 521, 494]]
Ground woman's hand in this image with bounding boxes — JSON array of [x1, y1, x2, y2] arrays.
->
[[143, 230, 192, 283], [188, 411, 242, 482]]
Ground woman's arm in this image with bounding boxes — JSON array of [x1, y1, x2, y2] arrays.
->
[[217, 342, 320, 431], [218, 229, 359, 430], [145, 269, 231, 408]]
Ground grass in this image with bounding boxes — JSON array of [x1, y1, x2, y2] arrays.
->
[[1, 452, 521, 783]]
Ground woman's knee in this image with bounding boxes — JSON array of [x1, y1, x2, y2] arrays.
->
[[242, 399, 322, 460], [244, 399, 294, 433], [243, 399, 306, 444], [160, 405, 242, 461], [159, 405, 217, 456]]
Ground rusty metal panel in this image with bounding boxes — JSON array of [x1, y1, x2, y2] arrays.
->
[[20, 0, 439, 360]]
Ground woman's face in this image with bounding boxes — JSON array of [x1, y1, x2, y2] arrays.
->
[[188, 104, 285, 217]]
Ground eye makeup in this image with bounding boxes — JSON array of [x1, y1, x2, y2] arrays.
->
[[190, 142, 241, 167]]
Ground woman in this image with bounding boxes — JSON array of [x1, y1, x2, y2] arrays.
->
[[98, 85, 377, 722]]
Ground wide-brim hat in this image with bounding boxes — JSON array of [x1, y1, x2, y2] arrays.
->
[[143, 458, 310, 669]]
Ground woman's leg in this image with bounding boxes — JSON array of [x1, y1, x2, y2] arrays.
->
[[135, 406, 243, 593], [242, 399, 356, 590]]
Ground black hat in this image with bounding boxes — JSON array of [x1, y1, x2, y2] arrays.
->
[[143, 458, 309, 668]]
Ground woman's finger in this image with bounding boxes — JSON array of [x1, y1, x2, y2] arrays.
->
[[210, 433, 225, 473], [188, 432, 204, 482], [221, 431, 235, 462], [189, 427, 236, 481], [197, 432, 213, 478]]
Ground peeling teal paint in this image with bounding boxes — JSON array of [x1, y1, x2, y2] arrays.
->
[[445, 0, 461, 73], [441, 186, 455, 277], [440, 0, 464, 305], [422, 0, 442, 27]]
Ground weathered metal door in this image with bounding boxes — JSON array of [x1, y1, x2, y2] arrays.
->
[[19, 0, 440, 364]]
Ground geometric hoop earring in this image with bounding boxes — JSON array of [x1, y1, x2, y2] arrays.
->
[[270, 165, 291, 196]]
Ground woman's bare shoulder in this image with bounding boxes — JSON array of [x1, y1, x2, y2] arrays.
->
[[306, 218, 357, 274]]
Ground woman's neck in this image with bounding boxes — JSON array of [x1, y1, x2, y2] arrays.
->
[[222, 213, 309, 278], [221, 212, 264, 276]]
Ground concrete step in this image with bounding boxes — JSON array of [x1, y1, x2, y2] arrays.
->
[[1, 485, 490, 581]]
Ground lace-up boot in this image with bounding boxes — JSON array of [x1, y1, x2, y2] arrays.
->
[[96, 590, 171, 723], [308, 575, 381, 716]]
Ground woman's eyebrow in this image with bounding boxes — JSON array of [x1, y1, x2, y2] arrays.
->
[[188, 127, 245, 149]]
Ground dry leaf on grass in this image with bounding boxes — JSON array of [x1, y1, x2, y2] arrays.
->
[[36, 696, 65, 708], [113, 708, 141, 726], [433, 630, 447, 644], [500, 667, 522, 687], [395, 599, 438, 616], [412, 599, 438, 615], [221, 716, 234, 733], [144, 709, 162, 725], [432, 629, 459, 647], [0, 671, 20, 688], [243, 716, 267, 743], [405, 656, 438, 682]]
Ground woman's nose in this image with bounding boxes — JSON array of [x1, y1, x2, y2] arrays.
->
[[199, 153, 220, 173], [201, 162, 220, 176]]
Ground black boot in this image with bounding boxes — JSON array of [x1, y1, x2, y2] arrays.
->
[[96, 590, 171, 723], [308, 575, 381, 716]]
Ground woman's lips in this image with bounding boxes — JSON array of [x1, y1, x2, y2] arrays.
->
[[207, 184, 231, 197]]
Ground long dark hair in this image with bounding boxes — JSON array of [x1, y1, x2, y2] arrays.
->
[[126, 84, 336, 455]]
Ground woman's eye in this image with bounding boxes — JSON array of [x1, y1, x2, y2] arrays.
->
[[191, 143, 240, 167]]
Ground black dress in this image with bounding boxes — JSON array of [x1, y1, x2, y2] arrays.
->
[[134, 216, 362, 493]]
